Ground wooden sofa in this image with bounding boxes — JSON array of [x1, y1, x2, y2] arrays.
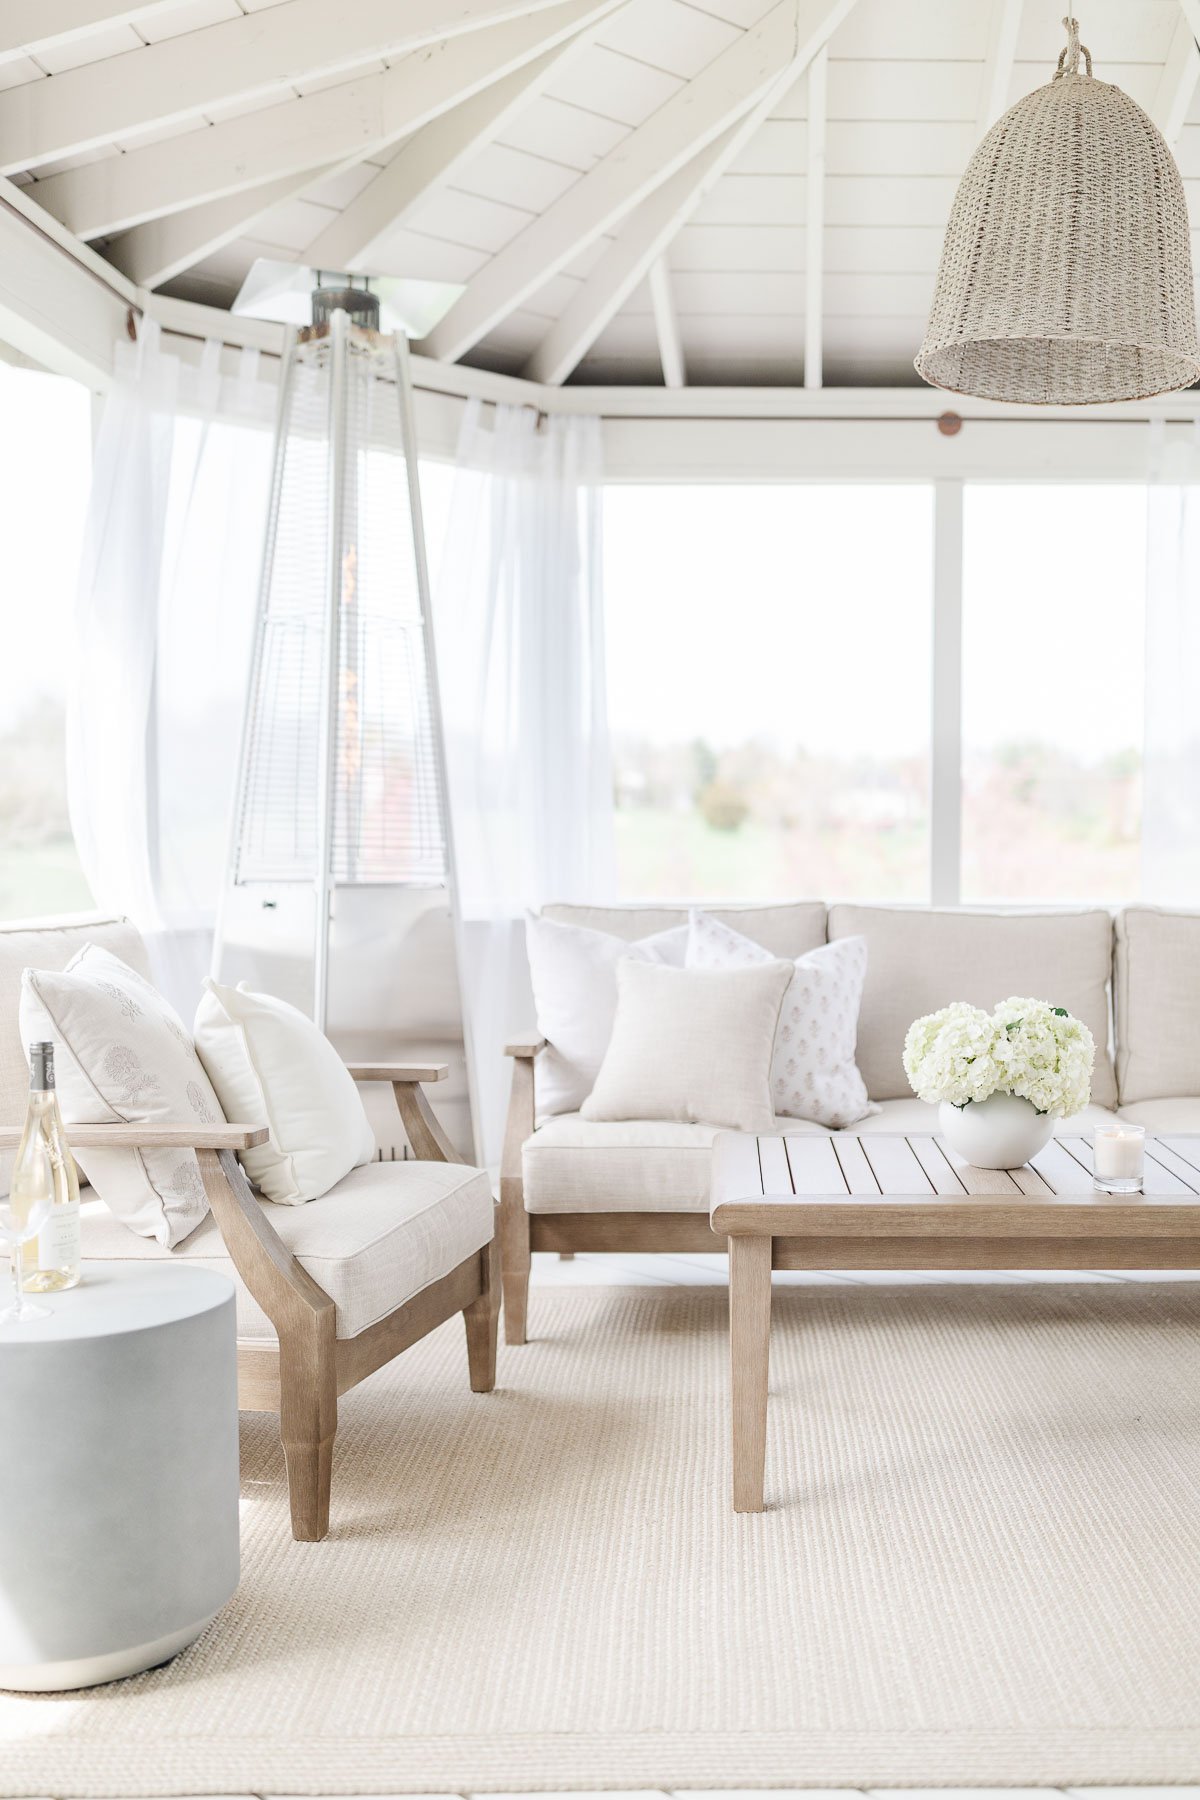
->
[[501, 899, 1198, 1345], [0, 914, 498, 1542]]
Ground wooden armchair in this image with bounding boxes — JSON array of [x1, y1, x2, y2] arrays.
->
[[2, 1065, 498, 1543]]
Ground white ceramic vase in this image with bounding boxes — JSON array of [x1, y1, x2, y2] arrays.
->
[[937, 1092, 1055, 1170]]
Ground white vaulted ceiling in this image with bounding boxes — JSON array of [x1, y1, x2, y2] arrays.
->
[[3, 0, 1200, 387]]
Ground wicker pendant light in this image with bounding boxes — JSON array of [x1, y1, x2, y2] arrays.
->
[[915, 15, 1200, 405]]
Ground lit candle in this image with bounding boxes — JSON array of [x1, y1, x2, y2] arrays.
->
[[1093, 1124, 1145, 1192]]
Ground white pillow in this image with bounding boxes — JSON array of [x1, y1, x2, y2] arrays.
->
[[581, 959, 792, 1133], [19, 947, 225, 1248], [194, 979, 375, 1204], [524, 911, 688, 1117], [688, 911, 878, 1129]]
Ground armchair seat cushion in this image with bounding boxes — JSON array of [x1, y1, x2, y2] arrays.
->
[[79, 1160, 494, 1340], [522, 1100, 1122, 1214]]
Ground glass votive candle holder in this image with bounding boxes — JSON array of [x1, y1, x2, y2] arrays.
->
[[1093, 1123, 1145, 1194]]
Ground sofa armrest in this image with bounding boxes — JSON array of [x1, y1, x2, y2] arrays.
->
[[0, 1123, 268, 1150], [345, 1062, 448, 1084], [505, 1033, 546, 1059]]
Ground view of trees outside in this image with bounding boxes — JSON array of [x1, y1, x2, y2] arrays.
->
[[0, 364, 94, 918], [605, 481, 1148, 905], [961, 485, 1145, 903], [604, 484, 934, 901]]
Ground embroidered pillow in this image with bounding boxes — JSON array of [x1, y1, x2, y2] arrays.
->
[[524, 910, 689, 1117], [687, 911, 877, 1129], [19, 947, 226, 1247], [581, 959, 792, 1133]]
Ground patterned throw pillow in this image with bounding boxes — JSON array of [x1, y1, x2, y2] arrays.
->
[[19, 946, 226, 1246], [687, 911, 878, 1129]]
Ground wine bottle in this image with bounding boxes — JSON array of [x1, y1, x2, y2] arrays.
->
[[17, 1042, 81, 1293]]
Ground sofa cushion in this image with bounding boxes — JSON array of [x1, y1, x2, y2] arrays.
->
[[0, 913, 150, 1134], [79, 1159, 494, 1340], [523, 1101, 1121, 1214], [542, 901, 827, 960], [828, 904, 1116, 1108], [1115, 908, 1200, 1103], [1118, 1099, 1200, 1132]]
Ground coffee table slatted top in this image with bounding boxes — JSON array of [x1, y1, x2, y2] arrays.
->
[[710, 1132, 1200, 1239]]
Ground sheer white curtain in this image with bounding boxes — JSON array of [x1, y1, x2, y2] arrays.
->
[[1143, 420, 1200, 902], [69, 319, 275, 1007], [434, 399, 615, 1164]]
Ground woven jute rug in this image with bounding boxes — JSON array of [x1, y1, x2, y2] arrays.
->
[[5, 1281, 1200, 1795]]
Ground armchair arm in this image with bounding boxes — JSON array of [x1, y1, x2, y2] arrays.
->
[[345, 1062, 448, 1083], [0, 1123, 268, 1150], [505, 1033, 546, 1059]]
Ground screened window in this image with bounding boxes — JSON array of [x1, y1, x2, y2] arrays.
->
[[961, 485, 1145, 903], [0, 363, 94, 918], [603, 484, 934, 901]]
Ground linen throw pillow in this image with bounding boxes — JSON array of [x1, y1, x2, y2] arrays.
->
[[688, 911, 877, 1129], [194, 979, 376, 1204], [524, 910, 689, 1117], [581, 959, 792, 1133], [19, 946, 225, 1247]]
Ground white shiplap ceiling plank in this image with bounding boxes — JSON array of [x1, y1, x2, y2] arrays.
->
[[302, 41, 586, 272], [977, 0, 1022, 133], [496, 93, 629, 168], [545, 42, 685, 126], [595, 0, 743, 78], [803, 41, 826, 386], [425, 0, 860, 364], [31, 0, 622, 235], [1153, 8, 1200, 142], [107, 173, 328, 284], [0, 1, 202, 63], [0, 0, 597, 174], [647, 255, 686, 384]]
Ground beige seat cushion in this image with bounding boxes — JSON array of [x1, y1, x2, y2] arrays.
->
[[523, 1100, 1121, 1214], [80, 1159, 494, 1340], [1118, 1098, 1200, 1132], [0, 914, 150, 1130], [828, 904, 1117, 1109], [1115, 908, 1200, 1104], [543, 900, 826, 960]]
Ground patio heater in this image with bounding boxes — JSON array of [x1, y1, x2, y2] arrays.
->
[[214, 261, 477, 1152]]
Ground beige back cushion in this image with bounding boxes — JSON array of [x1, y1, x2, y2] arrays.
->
[[0, 914, 150, 1125], [1115, 908, 1200, 1103], [827, 904, 1116, 1108], [542, 901, 827, 960]]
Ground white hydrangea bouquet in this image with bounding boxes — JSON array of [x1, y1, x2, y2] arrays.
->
[[903, 998, 1095, 1169]]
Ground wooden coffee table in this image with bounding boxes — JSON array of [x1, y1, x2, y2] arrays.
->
[[710, 1130, 1200, 1513]]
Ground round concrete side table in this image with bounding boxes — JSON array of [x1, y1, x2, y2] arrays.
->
[[0, 1262, 239, 1691]]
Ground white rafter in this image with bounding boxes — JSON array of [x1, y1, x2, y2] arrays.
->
[[303, 38, 583, 274], [803, 44, 827, 389], [977, 0, 1022, 133], [424, 0, 859, 367], [0, 1, 196, 63], [32, 0, 619, 240], [0, 179, 129, 386], [0, 0, 590, 176], [106, 176, 328, 289], [1153, 9, 1200, 142], [647, 258, 685, 388]]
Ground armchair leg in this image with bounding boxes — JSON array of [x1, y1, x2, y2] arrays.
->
[[464, 1237, 500, 1392], [278, 1313, 338, 1543], [499, 1183, 531, 1347]]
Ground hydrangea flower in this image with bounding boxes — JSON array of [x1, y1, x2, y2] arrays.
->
[[903, 996, 1094, 1118]]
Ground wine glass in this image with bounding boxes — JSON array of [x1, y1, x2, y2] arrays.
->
[[0, 1166, 52, 1324]]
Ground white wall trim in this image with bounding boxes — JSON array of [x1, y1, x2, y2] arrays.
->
[[930, 478, 963, 907]]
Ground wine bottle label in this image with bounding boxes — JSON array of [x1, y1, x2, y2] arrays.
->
[[37, 1200, 80, 1268]]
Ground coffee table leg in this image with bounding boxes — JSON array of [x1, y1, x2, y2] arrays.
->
[[729, 1234, 773, 1513]]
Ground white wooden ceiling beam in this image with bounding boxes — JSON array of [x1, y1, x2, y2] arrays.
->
[[1153, 9, 1200, 143], [106, 175, 330, 289], [0, 1, 196, 63], [424, 0, 859, 366], [33, 0, 618, 239], [0, 0, 587, 176], [303, 36, 584, 273], [0, 181, 127, 386], [977, 0, 1022, 133], [803, 44, 826, 389], [647, 257, 685, 388]]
